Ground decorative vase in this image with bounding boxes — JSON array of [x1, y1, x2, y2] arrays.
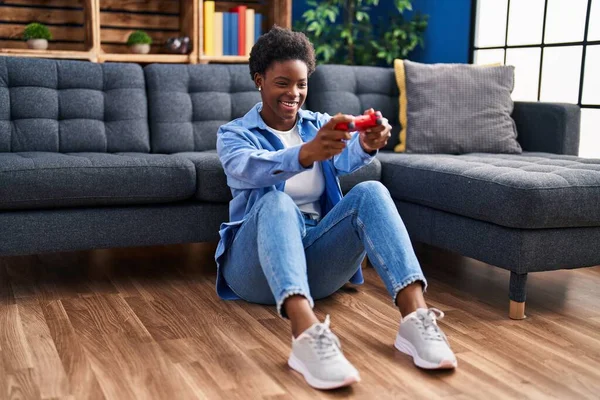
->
[[166, 36, 191, 54], [27, 39, 48, 50], [130, 44, 150, 54]]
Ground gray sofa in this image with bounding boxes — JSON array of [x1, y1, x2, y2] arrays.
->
[[1, 57, 599, 319]]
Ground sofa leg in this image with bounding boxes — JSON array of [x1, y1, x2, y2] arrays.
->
[[509, 300, 526, 320], [509, 272, 528, 320]]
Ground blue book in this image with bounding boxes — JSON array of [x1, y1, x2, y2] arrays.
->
[[223, 13, 231, 55], [231, 13, 238, 56], [255, 13, 262, 43]]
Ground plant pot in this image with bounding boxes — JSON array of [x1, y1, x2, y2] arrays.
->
[[27, 39, 48, 50], [130, 44, 150, 54]]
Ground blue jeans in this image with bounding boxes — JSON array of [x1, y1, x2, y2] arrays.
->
[[222, 181, 427, 317]]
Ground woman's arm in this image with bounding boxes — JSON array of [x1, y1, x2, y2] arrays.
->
[[312, 112, 377, 176], [332, 132, 377, 175], [217, 128, 312, 190]]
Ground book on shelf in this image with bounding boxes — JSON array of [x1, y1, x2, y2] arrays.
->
[[203, 1, 215, 56], [230, 5, 247, 56], [223, 12, 231, 55], [254, 13, 263, 44], [214, 12, 223, 56], [245, 8, 255, 57], [203, 2, 264, 57], [230, 12, 238, 57]]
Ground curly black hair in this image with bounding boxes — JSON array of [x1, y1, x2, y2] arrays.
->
[[249, 26, 316, 81]]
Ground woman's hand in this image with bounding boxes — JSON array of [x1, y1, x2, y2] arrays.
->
[[299, 113, 353, 167], [358, 108, 392, 153]]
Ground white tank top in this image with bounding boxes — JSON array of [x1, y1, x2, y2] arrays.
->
[[268, 123, 325, 219]]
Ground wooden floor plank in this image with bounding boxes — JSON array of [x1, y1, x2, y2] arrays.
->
[[174, 362, 231, 400], [79, 337, 137, 400], [0, 304, 34, 372], [123, 295, 180, 341], [0, 243, 599, 399], [43, 300, 105, 400], [5, 368, 41, 400], [17, 298, 69, 399], [61, 298, 135, 400], [0, 265, 16, 307]]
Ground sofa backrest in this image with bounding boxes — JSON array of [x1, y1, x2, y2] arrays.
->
[[145, 64, 260, 153], [0, 57, 149, 153], [307, 64, 400, 151]]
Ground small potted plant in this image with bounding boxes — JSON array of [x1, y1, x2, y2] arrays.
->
[[127, 30, 152, 54], [23, 22, 52, 50]]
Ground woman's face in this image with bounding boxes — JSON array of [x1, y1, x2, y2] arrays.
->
[[254, 59, 308, 131]]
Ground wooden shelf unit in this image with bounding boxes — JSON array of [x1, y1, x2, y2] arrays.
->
[[198, 0, 292, 64], [199, 55, 251, 63], [97, 53, 192, 63], [0, 48, 95, 61], [94, 0, 198, 64], [0, 0, 292, 64], [0, 0, 97, 61]]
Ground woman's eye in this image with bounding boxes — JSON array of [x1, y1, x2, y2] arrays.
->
[[298, 84, 307, 89], [276, 82, 287, 87]]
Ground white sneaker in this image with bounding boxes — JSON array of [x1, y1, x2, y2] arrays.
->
[[394, 308, 458, 369], [288, 315, 360, 390]]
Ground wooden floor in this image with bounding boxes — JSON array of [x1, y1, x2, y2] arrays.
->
[[1, 243, 600, 400]]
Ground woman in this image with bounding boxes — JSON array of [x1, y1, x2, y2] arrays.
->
[[215, 26, 457, 390]]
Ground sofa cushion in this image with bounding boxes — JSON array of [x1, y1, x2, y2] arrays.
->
[[378, 151, 600, 229], [339, 157, 382, 193], [307, 64, 400, 151], [145, 64, 260, 153], [0, 152, 196, 210], [176, 150, 382, 203], [394, 60, 522, 154], [176, 150, 231, 202], [0, 57, 150, 153]]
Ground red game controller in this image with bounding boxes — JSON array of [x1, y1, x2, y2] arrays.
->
[[334, 110, 383, 131]]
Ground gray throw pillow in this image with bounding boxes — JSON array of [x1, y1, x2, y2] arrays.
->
[[397, 59, 522, 154]]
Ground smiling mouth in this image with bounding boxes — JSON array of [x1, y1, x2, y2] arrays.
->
[[279, 100, 298, 108]]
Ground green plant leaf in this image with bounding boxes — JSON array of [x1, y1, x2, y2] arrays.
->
[[302, 10, 316, 21], [395, 0, 412, 12], [325, 9, 337, 23], [356, 11, 369, 22], [23, 23, 52, 41], [127, 30, 152, 45], [307, 21, 320, 32], [300, 0, 427, 67]]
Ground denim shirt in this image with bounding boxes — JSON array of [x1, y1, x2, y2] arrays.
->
[[215, 102, 376, 300]]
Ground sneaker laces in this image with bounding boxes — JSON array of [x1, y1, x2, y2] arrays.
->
[[306, 315, 342, 361], [417, 308, 447, 342]]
